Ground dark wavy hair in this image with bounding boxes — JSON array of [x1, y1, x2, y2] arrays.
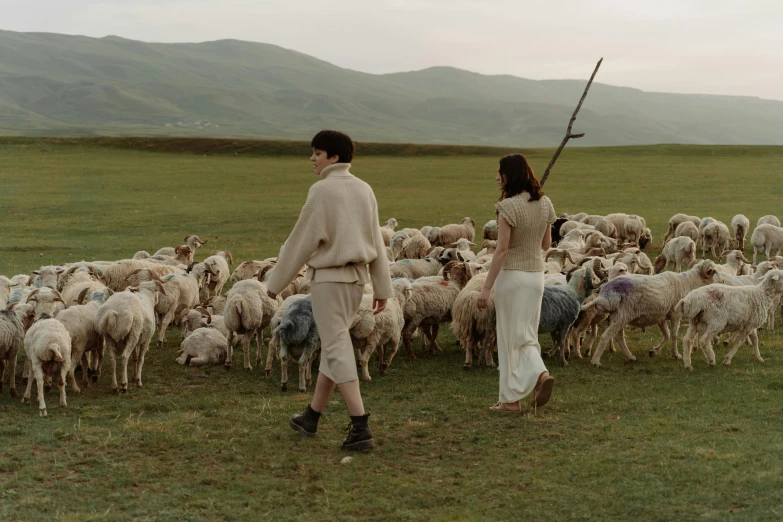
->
[[498, 153, 544, 201], [311, 130, 355, 163]]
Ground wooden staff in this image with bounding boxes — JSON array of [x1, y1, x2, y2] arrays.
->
[[539, 58, 603, 187]]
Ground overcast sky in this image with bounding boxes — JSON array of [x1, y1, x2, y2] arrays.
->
[[3, 0, 783, 100]]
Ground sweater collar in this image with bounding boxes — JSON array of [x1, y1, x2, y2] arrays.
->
[[319, 163, 352, 179]]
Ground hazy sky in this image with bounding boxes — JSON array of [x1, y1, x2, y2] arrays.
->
[[4, 0, 783, 100]]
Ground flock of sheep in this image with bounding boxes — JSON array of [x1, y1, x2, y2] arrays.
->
[[1, 210, 783, 416]]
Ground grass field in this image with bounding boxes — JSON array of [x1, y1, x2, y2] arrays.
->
[[1, 139, 782, 521]]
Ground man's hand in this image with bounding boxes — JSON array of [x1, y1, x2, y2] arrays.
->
[[373, 298, 387, 315], [267, 290, 277, 300]]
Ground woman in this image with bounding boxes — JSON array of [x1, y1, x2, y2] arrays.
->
[[265, 130, 393, 451], [477, 153, 557, 413]]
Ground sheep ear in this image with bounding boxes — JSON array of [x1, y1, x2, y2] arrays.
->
[[772, 274, 780, 281]]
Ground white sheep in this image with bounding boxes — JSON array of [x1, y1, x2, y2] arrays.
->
[[400, 234, 432, 260], [149, 245, 193, 266], [756, 215, 781, 228], [203, 250, 233, 298], [101, 259, 183, 292], [664, 214, 701, 244], [433, 217, 475, 247], [679, 270, 783, 369], [26, 287, 67, 319], [176, 327, 228, 366], [389, 255, 444, 280], [750, 224, 783, 265], [715, 250, 752, 276], [22, 317, 72, 416], [731, 214, 751, 251], [451, 272, 496, 369], [0, 303, 36, 397], [350, 278, 412, 380], [585, 260, 720, 366], [401, 261, 472, 358], [674, 221, 700, 243], [30, 266, 63, 290], [229, 258, 276, 283], [653, 237, 697, 273], [55, 288, 113, 393], [223, 279, 278, 370], [154, 235, 208, 257], [95, 279, 166, 392], [380, 218, 398, 246], [701, 221, 731, 258]]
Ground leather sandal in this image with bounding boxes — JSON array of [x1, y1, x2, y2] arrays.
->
[[532, 372, 555, 408], [489, 401, 521, 413]]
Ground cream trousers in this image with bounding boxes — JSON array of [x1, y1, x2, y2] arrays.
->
[[311, 280, 365, 384], [495, 269, 547, 403]]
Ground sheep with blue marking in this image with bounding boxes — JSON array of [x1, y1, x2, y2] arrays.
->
[[273, 295, 320, 392]]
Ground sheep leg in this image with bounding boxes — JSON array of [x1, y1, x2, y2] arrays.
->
[[584, 324, 599, 357], [401, 322, 418, 361], [119, 350, 131, 393], [749, 329, 763, 363], [298, 360, 307, 392], [383, 337, 401, 374], [157, 310, 176, 348], [21, 363, 34, 405], [681, 323, 698, 370], [92, 343, 104, 384], [58, 364, 68, 409], [428, 324, 441, 355], [614, 329, 636, 362], [6, 351, 18, 398], [697, 332, 717, 366], [591, 320, 625, 366], [377, 342, 386, 374], [463, 338, 474, 369], [134, 346, 149, 387], [67, 348, 83, 394], [264, 333, 278, 377], [0, 359, 5, 395], [33, 365, 47, 416], [225, 331, 234, 369], [280, 352, 288, 391], [359, 344, 373, 381], [105, 338, 119, 391], [306, 358, 313, 387], [723, 328, 753, 365], [254, 329, 264, 370], [241, 334, 253, 371], [648, 322, 671, 357]]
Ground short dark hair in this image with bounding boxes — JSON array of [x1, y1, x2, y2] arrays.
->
[[310, 130, 355, 163], [498, 153, 544, 201]]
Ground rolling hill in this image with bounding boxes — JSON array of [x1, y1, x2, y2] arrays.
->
[[1, 29, 782, 146]]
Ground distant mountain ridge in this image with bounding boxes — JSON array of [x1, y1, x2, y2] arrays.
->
[[1, 29, 782, 146]]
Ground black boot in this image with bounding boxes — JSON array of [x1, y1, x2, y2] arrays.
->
[[289, 405, 321, 436], [341, 413, 375, 451]]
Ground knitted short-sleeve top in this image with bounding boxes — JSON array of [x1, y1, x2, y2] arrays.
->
[[494, 193, 557, 272]]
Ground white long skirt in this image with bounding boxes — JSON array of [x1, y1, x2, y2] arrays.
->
[[495, 269, 547, 403]]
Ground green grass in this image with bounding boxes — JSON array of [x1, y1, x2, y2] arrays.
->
[[1, 140, 782, 521]]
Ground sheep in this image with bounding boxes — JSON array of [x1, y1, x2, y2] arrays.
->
[[611, 248, 654, 275], [230, 258, 277, 283], [679, 270, 783, 369], [561, 212, 588, 221], [451, 272, 497, 369], [273, 295, 320, 392], [425, 226, 440, 246], [400, 233, 432, 260], [654, 237, 697, 273], [57, 264, 102, 293], [585, 260, 720, 366], [476, 240, 497, 258], [715, 250, 752, 276], [541, 261, 604, 365], [556, 229, 587, 253], [223, 279, 278, 370], [401, 261, 473, 359], [95, 279, 167, 392], [594, 218, 617, 239], [674, 221, 700, 243], [551, 218, 570, 244], [55, 288, 113, 393], [701, 221, 731, 258], [203, 250, 233, 298], [402, 227, 423, 238], [750, 224, 783, 265], [255, 264, 309, 299], [102, 259, 183, 292], [26, 288, 67, 319], [434, 217, 475, 247], [21, 317, 72, 416], [389, 256, 445, 280], [350, 278, 412, 380], [483, 220, 498, 240], [664, 214, 701, 245], [133, 251, 150, 260], [543, 249, 576, 275], [261, 294, 309, 376], [62, 278, 108, 307], [559, 221, 595, 237], [386, 232, 411, 262], [154, 235, 208, 257], [0, 303, 36, 397], [0, 276, 18, 309], [149, 245, 193, 266], [175, 327, 228, 366], [380, 218, 398, 246], [10, 274, 30, 287], [730, 214, 750, 251], [605, 213, 649, 247], [757, 215, 781, 228], [30, 266, 63, 290], [201, 295, 227, 315], [420, 225, 433, 238], [569, 263, 630, 359]]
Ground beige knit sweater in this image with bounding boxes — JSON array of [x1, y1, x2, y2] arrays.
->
[[494, 193, 557, 272], [265, 163, 394, 299]]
